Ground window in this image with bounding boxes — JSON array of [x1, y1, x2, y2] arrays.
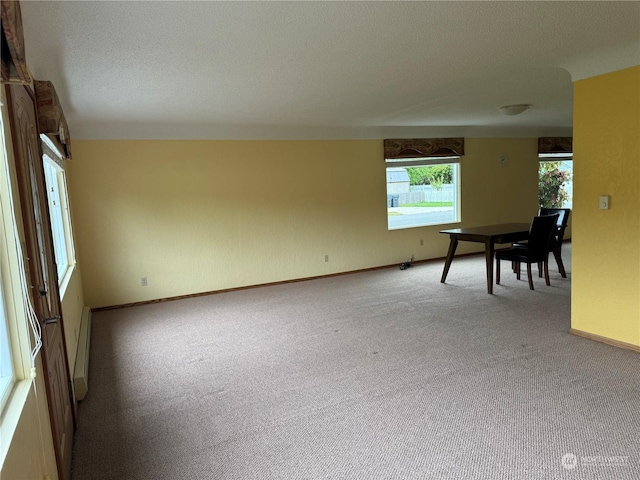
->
[[0, 105, 16, 414], [386, 157, 461, 230], [41, 143, 75, 293], [1, 109, 23, 418], [538, 153, 573, 209], [1, 88, 46, 451]]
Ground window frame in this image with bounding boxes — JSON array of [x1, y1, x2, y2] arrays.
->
[[40, 136, 75, 295], [0, 104, 32, 421], [0, 263, 15, 413], [385, 156, 461, 230]]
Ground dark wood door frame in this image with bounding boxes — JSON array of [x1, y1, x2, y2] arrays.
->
[[5, 83, 76, 480]]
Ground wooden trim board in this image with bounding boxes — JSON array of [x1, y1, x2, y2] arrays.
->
[[570, 328, 640, 353]]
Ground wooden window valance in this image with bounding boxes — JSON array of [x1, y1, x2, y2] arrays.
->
[[34, 80, 72, 160], [384, 138, 464, 159], [1, 0, 31, 84], [538, 137, 572, 154]]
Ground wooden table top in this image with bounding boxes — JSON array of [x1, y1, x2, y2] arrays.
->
[[440, 223, 530, 237]]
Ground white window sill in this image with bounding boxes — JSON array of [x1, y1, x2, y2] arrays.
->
[[58, 263, 76, 299], [0, 379, 33, 467]]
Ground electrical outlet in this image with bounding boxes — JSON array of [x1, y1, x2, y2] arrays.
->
[[324, 255, 329, 263], [141, 277, 148, 286], [420, 239, 424, 246]]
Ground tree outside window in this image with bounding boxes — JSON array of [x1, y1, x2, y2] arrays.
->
[[406, 165, 453, 190], [539, 161, 572, 209]]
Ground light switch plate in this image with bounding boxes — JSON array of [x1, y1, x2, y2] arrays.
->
[[599, 195, 610, 210]]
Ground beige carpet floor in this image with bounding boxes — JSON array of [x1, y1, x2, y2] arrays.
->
[[71, 246, 640, 479]]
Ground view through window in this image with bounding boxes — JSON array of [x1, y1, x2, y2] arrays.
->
[[539, 154, 573, 209], [386, 158, 460, 230]]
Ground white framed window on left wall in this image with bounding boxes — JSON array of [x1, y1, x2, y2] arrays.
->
[[0, 103, 16, 415], [41, 138, 75, 294]]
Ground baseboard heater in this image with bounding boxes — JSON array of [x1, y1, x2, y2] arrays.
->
[[73, 306, 92, 401]]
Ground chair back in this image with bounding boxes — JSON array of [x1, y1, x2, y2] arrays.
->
[[527, 214, 559, 261], [540, 208, 571, 240]]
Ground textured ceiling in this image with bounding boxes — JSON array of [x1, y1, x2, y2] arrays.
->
[[19, 1, 640, 140]]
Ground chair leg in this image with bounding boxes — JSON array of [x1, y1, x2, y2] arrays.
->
[[544, 259, 551, 286], [516, 262, 521, 280], [553, 247, 567, 278], [526, 263, 534, 290], [557, 256, 567, 278], [496, 258, 501, 284], [537, 261, 543, 277]]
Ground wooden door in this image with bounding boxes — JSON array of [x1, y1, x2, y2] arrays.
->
[[5, 83, 75, 480]]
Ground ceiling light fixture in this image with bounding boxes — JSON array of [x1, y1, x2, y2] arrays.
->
[[498, 104, 531, 116]]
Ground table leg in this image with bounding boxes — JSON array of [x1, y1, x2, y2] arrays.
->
[[485, 239, 495, 294], [440, 235, 459, 283]]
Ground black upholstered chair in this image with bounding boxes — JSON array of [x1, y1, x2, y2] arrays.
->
[[513, 208, 571, 278], [496, 214, 559, 290]]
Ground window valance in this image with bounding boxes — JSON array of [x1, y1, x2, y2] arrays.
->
[[1, 0, 31, 84], [34, 80, 72, 160], [384, 138, 464, 159], [538, 137, 572, 154]]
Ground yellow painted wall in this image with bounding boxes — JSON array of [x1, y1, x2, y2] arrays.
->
[[572, 65, 640, 346], [67, 138, 539, 308]]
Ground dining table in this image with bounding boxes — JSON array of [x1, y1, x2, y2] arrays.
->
[[439, 223, 531, 294]]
